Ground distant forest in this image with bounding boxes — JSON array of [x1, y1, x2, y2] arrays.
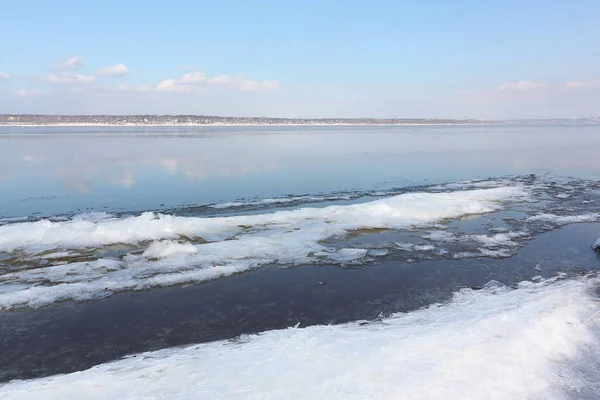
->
[[1, 115, 597, 126]]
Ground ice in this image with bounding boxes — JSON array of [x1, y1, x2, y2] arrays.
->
[[210, 201, 246, 209], [527, 213, 600, 225], [366, 248, 389, 257], [142, 240, 198, 259], [0, 186, 526, 254], [0, 186, 529, 309], [0, 258, 125, 288], [471, 231, 528, 247], [421, 230, 457, 242], [40, 251, 72, 259], [429, 179, 512, 191], [1, 276, 597, 399], [0, 216, 30, 225], [0, 211, 237, 253], [450, 232, 527, 259], [593, 238, 600, 251], [395, 243, 435, 252], [423, 230, 528, 249], [452, 251, 482, 259], [71, 212, 113, 222], [325, 248, 368, 263], [481, 279, 508, 291], [478, 248, 515, 258], [210, 194, 351, 209]]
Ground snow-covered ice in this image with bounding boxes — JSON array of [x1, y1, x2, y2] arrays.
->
[[0, 185, 528, 310], [0, 275, 597, 400]]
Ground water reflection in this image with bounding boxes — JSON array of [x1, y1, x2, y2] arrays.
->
[[0, 125, 599, 218]]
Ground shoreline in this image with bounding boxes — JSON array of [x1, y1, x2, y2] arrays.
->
[[0, 122, 490, 128], [1, 222, 598, 382]]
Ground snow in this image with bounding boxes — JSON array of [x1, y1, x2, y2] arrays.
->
[[1, 276, 597, 400], [0, 186, 527, 254], [39, 251, 72, 259], [142, 240, 198, 259], [0, 186, 529, 310]]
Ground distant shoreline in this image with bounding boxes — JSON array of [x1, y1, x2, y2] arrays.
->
[[0, 122, 489, 127], [0, 114, 487, 127], [0, 115, 596, 127]]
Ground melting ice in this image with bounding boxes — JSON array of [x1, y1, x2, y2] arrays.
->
[[0, 176, 599, 311], [0, 185, 528, 310]]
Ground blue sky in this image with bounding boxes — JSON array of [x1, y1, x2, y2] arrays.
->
[[1, 0, 599, 118]]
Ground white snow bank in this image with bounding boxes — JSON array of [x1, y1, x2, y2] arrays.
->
[[1, 276, 597, 400], [142, 240, 198, 259], [0, 186, 529, 310], [0, 186, 527, 254]]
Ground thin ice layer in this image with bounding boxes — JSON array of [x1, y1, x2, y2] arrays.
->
[[209, 194, 351, 209], [527, 213, 600, 225], [1, 276, 597, 400], [0, 186, 528, 310]]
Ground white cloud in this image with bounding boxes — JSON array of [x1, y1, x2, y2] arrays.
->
[[156, 79, 205, 94], [96, 64, 130, 77], [44, 74, 96, 84], [116, 83, 154, 93], [564, 80, 600, 89], [0, 72, 10, 81], [179, 71, 209, 84], [56, 56, 85, 70], [15, 89, 43, 97], [178, 71, 279, 91], [497, 80, 544, 91]]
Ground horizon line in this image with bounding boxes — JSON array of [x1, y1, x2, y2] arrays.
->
[[1, 114, 599, 121]]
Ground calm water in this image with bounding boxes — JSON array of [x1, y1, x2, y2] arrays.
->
[[1, 124, 599, 218]]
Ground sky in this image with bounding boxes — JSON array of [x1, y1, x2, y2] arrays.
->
[[1, 0, 599, 119]]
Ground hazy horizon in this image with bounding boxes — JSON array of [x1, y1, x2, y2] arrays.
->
[[1, 114, 598, 122]]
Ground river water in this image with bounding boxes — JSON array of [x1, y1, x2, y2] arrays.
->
[[0, 124, 599, 399]]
